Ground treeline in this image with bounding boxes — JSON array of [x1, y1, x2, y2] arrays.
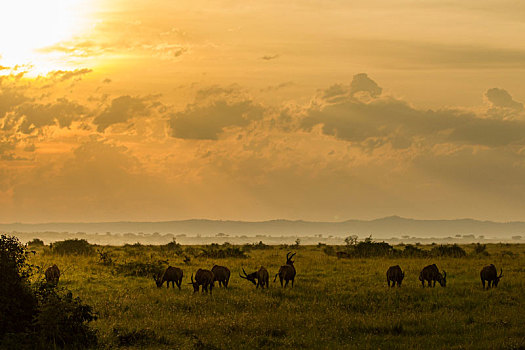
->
[[322, 237, 494, 258]]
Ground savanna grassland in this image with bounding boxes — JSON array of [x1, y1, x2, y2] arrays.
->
[[29, 243, 525, 349]]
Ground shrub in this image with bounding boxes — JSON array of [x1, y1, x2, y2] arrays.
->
[[323, 245, 336, 256], [0, 235, 37, 339], [160, 239, 183, 255], [350, 238, 395, 258], [114, 260, 168, 277], [472, 243, 489, 256], [199, 244, 247, 259], [243, 241, 271, 251], [27, 238, 45, 247], [0, 235, 97, 349], [430, 244, 466, 258], [97, 248, 114, 266], [34, 284, 98, 349], [50, 239, 94, 256], [402, 244, 429, 258]]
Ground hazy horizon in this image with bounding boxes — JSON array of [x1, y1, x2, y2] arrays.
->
[[2, 1, 525, 223]]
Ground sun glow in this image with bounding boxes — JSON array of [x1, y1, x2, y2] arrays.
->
[[0, 0, 93, 75]]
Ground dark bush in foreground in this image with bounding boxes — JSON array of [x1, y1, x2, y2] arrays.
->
[[0, 234, 37, 339], [0, 235, 97, 349], [431, 244, 466, 258], [50, 239, 94, 255], [34, 284, 98, 349]]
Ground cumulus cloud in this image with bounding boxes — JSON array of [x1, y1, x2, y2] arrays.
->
[[302, 76, 525, 148], [169, 99, 265, 139], [350, 73, 382, 98], [94, 96, 150, 132], [261, 54, 279, 60], [15, 98, 87, 133], [47, 68, 93, 82], [486, 88, 523, 111]]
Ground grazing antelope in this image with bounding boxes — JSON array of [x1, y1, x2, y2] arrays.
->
[[419, 264, 446, 287], [239, 266, 269, 289], [336, 251, 350, 259], [153, 266, 183, 289], [211, 265, 230, 288], [189, 269, 215, 294], [274, 252, 296, 288], [480, 264, 503, 289], [45, 264, 60, 285], [386, 265, 404, 287]]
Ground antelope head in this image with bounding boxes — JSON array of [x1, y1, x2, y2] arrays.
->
[[239, 267, 257, 285], [286, 252, 296, 266], [494, 268, 503, 286]]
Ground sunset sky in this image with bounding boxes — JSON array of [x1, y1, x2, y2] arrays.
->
[[1, 0, 525, 223]]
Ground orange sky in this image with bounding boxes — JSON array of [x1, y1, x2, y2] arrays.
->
[[1, 0, 525, 222]]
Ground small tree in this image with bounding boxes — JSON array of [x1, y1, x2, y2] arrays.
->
[[344, 235, 358, 246]]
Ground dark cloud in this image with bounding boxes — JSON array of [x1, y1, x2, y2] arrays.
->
[[169, 100, 264, 139], [94, 96, 150, 132], [486, 88, 523, 111], [302, 77, 525, 148], [261, 54, 279, 60], [195, 85, 242, 100], [260, 81, 294, 92], [350, 73, 382, 98], [47, 68, 93, 82], [15, 98, 87, 134]]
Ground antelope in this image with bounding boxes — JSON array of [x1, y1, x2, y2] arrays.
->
[[239, 266, 269, 289], [274, 252, 296, 288], [386, 265, 404, 287], [45, 264, 60, 285], [480, 264, 503, 289], [153, 266, 183, 289], [419, 264, 446, 287], [189, 269, 214, 294], [211, 265, 230, 288], [336, 251, 350, 259]]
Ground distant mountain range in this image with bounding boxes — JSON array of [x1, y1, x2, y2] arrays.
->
[[1, 216, 524, 238]]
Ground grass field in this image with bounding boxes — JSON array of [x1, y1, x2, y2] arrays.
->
[[29, 243, 525, 349]]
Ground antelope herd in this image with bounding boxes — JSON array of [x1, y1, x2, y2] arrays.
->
[[44, 253, 505, 292]]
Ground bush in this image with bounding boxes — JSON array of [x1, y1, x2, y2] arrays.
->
[[243, 241, 271, 251], [34, 284, 98, 349], [97, 248, 114, 266], [50, 239, 94, 256], [350, 238, 395, 258], [0, 235, 97, 349], [160, 239, 183, 255], [199, 244, 247, 259], [430, 244, 466, 258], [0, 234, 37, 339], [472, 243, 489, 256], [114, 260, 168, 277], [401, 244, 429, 258], [27, 238, 45, 247]]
